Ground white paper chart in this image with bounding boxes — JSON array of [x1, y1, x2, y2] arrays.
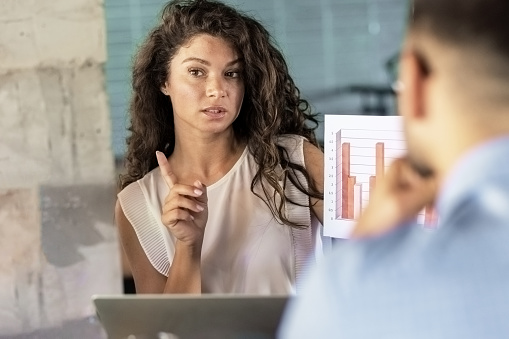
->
[[323, 115, 436, 238]]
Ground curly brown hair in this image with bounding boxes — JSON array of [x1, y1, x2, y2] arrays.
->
[[120, 0, 323, 228]]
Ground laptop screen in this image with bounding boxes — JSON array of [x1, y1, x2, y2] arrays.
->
[[93, 294, 289, 339]]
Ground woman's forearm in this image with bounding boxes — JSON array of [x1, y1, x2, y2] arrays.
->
[[164, 240, 202, 293]]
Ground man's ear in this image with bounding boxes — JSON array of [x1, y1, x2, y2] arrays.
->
[[398, 51, 428, 120]]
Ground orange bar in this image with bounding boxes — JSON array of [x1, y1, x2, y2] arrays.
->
[[342, 143, 350, 218], [369, 176, 376, 201], [376, 142, 385, 180], [336, 133, 342, 217], [347, 176, 356, 219]]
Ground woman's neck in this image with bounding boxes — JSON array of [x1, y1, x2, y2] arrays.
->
[[169, 128, 246, 186]]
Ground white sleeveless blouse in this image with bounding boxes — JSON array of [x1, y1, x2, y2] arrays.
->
[[118, 135, 322, 294]]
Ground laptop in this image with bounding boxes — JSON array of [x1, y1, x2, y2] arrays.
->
[[92, 294, 289, 339]]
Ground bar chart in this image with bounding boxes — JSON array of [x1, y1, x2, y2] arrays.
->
[[324, 115, 437, 238]]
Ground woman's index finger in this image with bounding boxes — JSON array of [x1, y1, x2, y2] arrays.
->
[[156, 151, 176, 188]]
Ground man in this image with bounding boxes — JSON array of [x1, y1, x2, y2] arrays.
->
[[279, 0, 509, 338]]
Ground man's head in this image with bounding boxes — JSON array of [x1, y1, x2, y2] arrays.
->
[[398, 0, 509, 178]]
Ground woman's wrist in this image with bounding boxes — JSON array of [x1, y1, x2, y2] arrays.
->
[[175, 239, 202, 261]]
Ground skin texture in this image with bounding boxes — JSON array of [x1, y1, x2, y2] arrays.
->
[[161, 34, 245, 138], [116, 34, 324, 293]]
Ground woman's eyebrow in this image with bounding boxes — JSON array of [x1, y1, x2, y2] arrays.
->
[[181, 57, 242, 66], [226, 58, 242, 66], [181, 57, 210, 65]]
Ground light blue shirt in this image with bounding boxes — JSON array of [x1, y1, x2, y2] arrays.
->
[[279, 137, 509, 339]]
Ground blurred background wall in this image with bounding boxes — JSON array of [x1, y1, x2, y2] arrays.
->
[[0, 0, 121, 337]]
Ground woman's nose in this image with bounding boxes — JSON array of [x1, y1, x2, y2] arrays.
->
[[206, 76, 226, 98]]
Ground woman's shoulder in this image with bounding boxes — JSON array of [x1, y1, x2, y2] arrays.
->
[[118, 167, 166, 202], [276, 134, 307, 163], [137, 166, 163, 188], [276, 134, 307, 147], [274, 134, 324, 175], [276, 134, 322, 155], [116, 167, 171, 277]]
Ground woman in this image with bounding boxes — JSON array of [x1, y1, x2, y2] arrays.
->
[[116, 0, 324, 294]]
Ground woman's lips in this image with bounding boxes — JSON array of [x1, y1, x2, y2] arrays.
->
[[202, 107, 227, 119]]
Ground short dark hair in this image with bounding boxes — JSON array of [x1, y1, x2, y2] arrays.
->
[[411, 0, 509, 60]]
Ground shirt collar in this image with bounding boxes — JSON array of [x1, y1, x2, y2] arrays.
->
[[436, 136, 509, 219]]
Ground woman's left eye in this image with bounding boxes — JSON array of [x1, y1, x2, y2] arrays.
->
[[225, 71, 241, 78]]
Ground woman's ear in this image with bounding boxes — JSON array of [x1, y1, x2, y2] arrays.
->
[[160, 82, 169, 96]]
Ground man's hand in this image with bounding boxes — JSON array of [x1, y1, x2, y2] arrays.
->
[[352, 158, 437, 238]]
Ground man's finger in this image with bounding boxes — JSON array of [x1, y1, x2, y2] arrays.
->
[[156, 151, 177, 188]]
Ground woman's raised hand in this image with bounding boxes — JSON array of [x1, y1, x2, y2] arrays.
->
[[156, 151, 208, 246]]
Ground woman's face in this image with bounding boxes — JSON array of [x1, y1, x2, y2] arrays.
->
[[161, 34, 245, 137]]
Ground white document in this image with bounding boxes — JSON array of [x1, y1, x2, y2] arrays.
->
[[323, 115, 435, 238]]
